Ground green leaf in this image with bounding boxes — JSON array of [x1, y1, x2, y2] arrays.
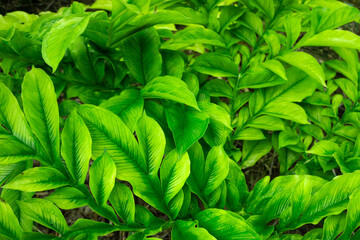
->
[[263, 102, 309, 125], [109, 182, 135, 224], [46, 187, 88, 210], [322, 213, 346, 240], [22, 67, 60, 164], [18, 198, 69, 234], [284, 14, 301, 48], [234, 128, 266, 141], [160, 150, 190, 209], [100, 89, 144, 132], [141, 76, 198, 110], [135, 113, 165, 177], [340, 187, 360, 239], [161, 50, 185, 79], [261, 59, 287, 80], [77, 105, 167, 214], [248, 115, 284, 131], [162, 26, 225, 49], [0, 198, 22, 240], [202, 79, 233, 99], [317, 6, 360, 32], [61, 110, 91, 184], [89, 150, 116, 206], [3, 167, 69, 192], [165, 104, 209, 154], [123, 27, 162, 84], [277, 52, 325, 86], [195, 209, 261, 240], [300, 30, 360, 49], [172, 220, 216, 240], [198, 102, 232, 147], [59, 100, 79, 117], [204, 147, 229, 197], [0, 137, 37, 164], [192, 53, 238, 77], [0, 83, 35, 150], [240, 140, 272, 169], [42, 15, 90, 72], [296, 171, 360, 228]]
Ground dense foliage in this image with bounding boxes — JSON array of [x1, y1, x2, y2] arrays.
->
[[1, 0, 360, 239]]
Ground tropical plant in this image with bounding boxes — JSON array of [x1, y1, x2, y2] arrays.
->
[[1, 0, 360, 239]]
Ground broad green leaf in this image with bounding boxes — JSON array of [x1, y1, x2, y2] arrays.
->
[[204, 147, 229, 197], [241, 140, 272, 169], [233, 127, 266, 141], [186, 142, 206, 198], [42, 15, 90, 72], [89, 150, 116, 206], [135, 113, 165, 177], [248, 115, 284, 131], [317, 6, 360, 32], [61, 110, 91, 184], [77, 105, 167, 214], [220, 6, 245, 34], [172, 220, 216, 240], [192, 53, 238, 77], [160, 150, 190, 207], [195, 209, 261, 240], [162, 26, 225, 49], [161, 50, 185, 79], [165, 104, 209, 154], [340, 187, 360, 239], [226, 160, 249, 211], [199, 102, 232, 147], [109, 182, 135, 224], [277, 52, 325, 86], [18, 198, 69, 234], [263, 102, 309, 125], [322, 213, 346, 240], [123, 27, 162, 84], [262, 59, 287, 80], [100, 89, 144, 132], [0, 198, 22, 240], [0, 137, 36, 164], [46, 187, 88, 210], [296, 171, 360, 228], [22, 67, 60, 164], [109, 8, 208, 47], [0, 83, 35, 150], [284, 14, 301, 48], [3, 167, 69, 192], [239, 11, 263, 36], [202, 79, 233, 99], [300, 30, 360, 49], [141, 76, 198, 110]]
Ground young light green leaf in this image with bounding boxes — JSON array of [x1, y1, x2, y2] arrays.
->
[[0, 83, 35, 150], [195, 209, 261, 240], [89, 150, 116, 206], [42, 15, 90, 72], [322, 213, 346, 240], [204, 146, 230, 197], [135, 113, 165, 177], [109, 182, 135, 224], [277, 52, 325, 86], [165, 104, 209, 154], [160, 150, 190, 205], [0, 198, 23, 240], [77, 105, 167, 214], [3, 167, 69, 192], [172, 220, 216, 240], [240, 140, 272, 169], [192, 53, 238, 77], [263, 102, 309, 124], [100, 89, 144, 132], [22, 67, 60, 164], [300, 30, 360, 49], [46, 187, 88, 210], [18, 198, 69, 234], [61, 110, 91, 184], [123, 27, 162, 84], [141, 76, 198, 110], [0, 137, 37, 164], [339, 187, 360, 240]]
